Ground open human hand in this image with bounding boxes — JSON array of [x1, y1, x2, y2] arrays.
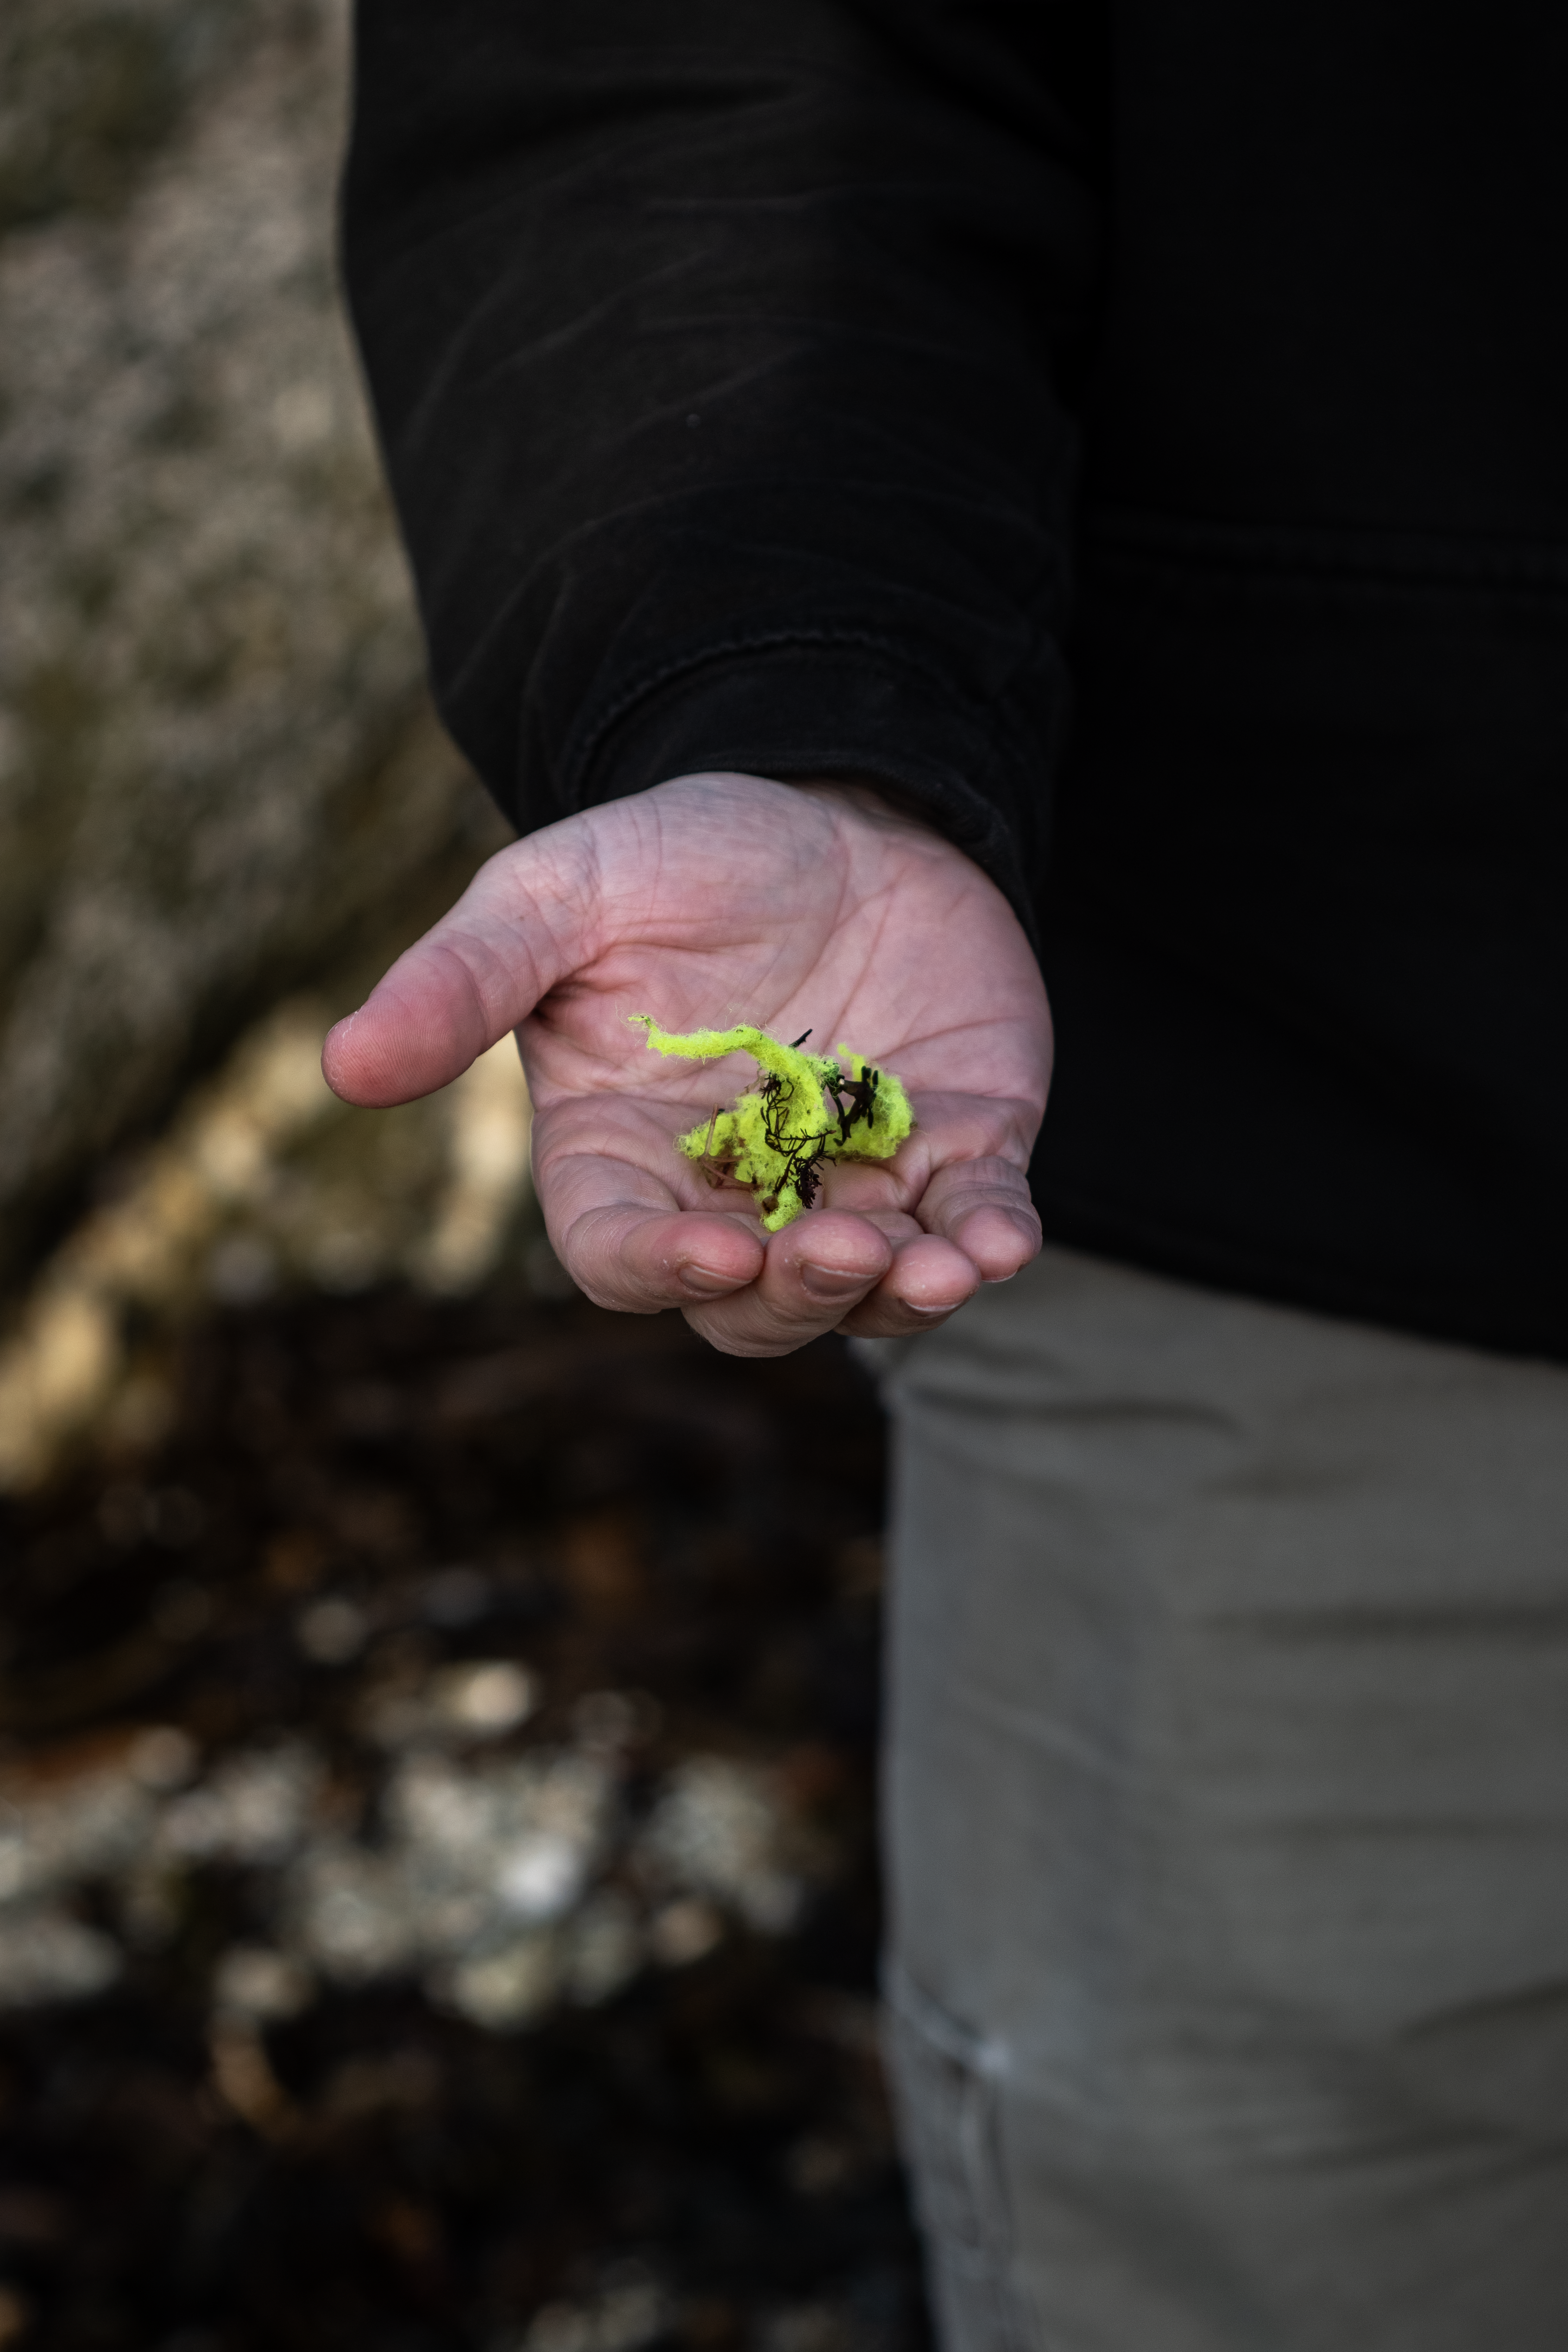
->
[[323, 772, 1051, 1356]]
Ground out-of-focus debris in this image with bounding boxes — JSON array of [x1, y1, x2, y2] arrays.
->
[[409, 1033, 536, 1297], [784, 2135, 872, 2200], [285, 1750, 616, 2023], [0, 2283, 31, 2350], [209, 2013, 294, 2137], [127, 1723, 198, 1789], [571, 1688, 659, 1754], [517, 2266, 673, 2352], [0, 1736, 166, 1903], [0, 1003, 336, 1485], [157, 1740, 321, 1867], [788, 1988, 885, 2061], [0, 1612, 850, 2044], [294, 1593, 370, 1664], [562, 1889, 644, 2008], [360, 1657, 540, 1747], [0, 1277, 914, 2343], [212, 1942, 314, 2024], [440, 1659, 539, 1735], [0, 1907, 121, 2007], [287, 1837, 423, 1988], [0, 1695, 841, 2043], [648, 1897, 726, 1970], [758, 2304, 875, 2352], [639, 1756, 812, 1935], [286, 1740, 620, 2022], [320, 2045, 441, 2124], [438, 1930, 563, 2035], [0, 1010, 532, 1492]]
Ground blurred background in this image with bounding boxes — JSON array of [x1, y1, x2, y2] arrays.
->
[[0, 5, 924, 2346]]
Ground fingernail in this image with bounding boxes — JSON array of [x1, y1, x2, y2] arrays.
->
[[680, 1264, 738, 1297], [800, 1264, 867, 1301]]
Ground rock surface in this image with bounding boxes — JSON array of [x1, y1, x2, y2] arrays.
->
[[0, 0, 506, 1288]]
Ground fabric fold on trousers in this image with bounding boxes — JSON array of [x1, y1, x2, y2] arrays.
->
[[874, 1248, 1568, 2352]]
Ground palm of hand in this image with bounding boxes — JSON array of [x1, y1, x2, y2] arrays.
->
[[325, 773, 1051, 1355]]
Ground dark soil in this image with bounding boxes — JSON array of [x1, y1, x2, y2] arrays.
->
[[0, 1286, 929, 2352]]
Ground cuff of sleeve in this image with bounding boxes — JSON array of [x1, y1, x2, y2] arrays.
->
[[569, 640, 1045, 946]]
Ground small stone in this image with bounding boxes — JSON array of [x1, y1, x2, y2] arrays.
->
[[496, 1831, 588, 1924], [295, 1595, 369, 1664], [0, 1909, 121, 2010], [440, 1930, 560, 2032], [566, 1890, 644, 2006], [639, 1756, 806, 1935], [648, 1898, 724, 1969], [157, 1742, 321, 1866], [127, 1726, 198, 1790], [431, 1660, 536, 1736], [212, 1942, 313, 2023]]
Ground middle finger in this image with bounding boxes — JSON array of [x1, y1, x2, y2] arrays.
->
[[680, 1210, 894, 1357]]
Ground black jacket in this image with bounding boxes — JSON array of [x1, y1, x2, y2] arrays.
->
[[343, 1, 1568, 1359]]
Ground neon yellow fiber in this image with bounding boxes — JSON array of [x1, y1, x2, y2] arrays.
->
[[630, 1017, 913, 1231]]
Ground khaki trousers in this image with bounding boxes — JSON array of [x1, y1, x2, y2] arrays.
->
[[872, 1247, 1568, 2352]]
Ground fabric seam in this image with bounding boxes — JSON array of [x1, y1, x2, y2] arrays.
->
[[565, 626, 1039, 813]]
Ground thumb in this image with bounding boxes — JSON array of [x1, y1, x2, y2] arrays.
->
[[322, 825, 598, 1107]]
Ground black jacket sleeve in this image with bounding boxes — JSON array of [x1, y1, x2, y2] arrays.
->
[[342, 0, 1105, 936]]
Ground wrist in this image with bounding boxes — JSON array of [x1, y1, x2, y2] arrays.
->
[[789, 776, 944, 839]]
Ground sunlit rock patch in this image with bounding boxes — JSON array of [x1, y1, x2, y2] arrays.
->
[[0, 1687, 822, 2054], [0, 999, 535, 1489]]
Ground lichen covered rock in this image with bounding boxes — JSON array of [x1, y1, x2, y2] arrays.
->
[[0, 0, 506, 1285]]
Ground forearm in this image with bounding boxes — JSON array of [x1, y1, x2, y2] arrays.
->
[[342, 0, 1105, 934]]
